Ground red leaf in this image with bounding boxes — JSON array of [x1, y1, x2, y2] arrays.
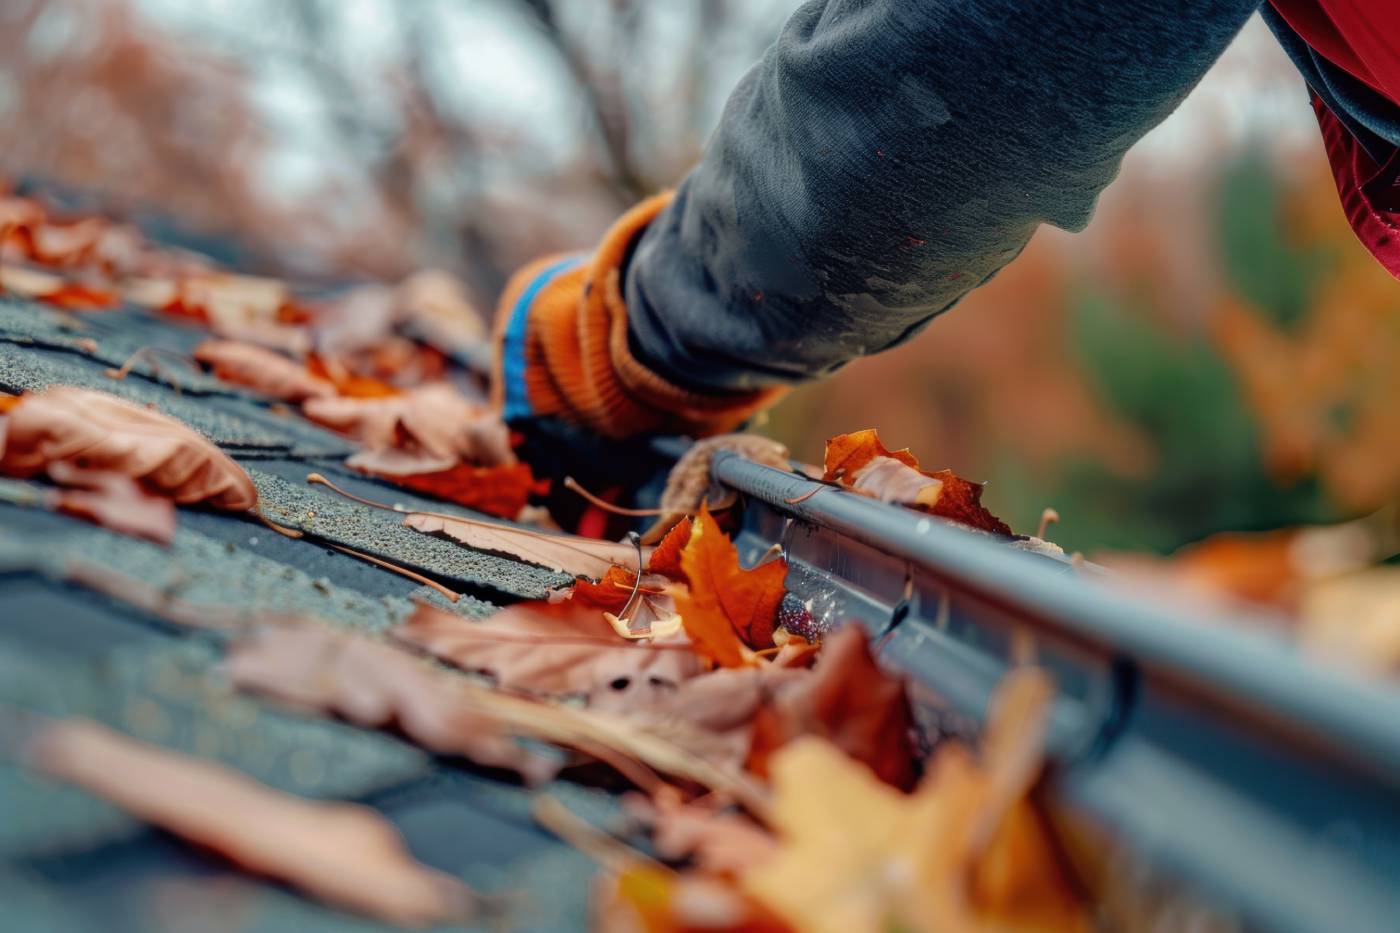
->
[[571, 565, 643, 614], [354, 461, 544, 520], [646, 518, 692, 580]]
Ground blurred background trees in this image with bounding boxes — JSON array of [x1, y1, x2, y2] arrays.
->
[[2, 0, 1397, 554]]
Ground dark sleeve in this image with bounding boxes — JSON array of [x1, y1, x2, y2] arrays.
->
[[624, 0, 1262, 393]]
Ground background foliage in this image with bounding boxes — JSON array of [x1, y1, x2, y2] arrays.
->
[[3, 0, 1396, 554]]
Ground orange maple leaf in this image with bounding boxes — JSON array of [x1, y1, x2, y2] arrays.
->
[[823, 429, 1012, 536], [673, 506, 786, 666]]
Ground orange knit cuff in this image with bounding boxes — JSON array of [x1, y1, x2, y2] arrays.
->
[[492, 192, 786, 439]]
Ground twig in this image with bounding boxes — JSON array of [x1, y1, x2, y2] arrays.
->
[[325, 543, 459, 602], [563, 477, 662, 517], [532, 794, 668, 876]]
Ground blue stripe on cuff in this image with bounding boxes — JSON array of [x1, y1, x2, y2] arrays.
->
[[501, 254, 586, 422]]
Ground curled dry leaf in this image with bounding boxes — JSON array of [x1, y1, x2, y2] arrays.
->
[[228, 621, 766, 807], [629, 663, 809, 774], [646, 519, 693, 581], [404, 511, 650, 579], [0, 263, 119, 310], [226, 622, 557, 784], [395, 268, 486, 354], [45, 461, 178, 545], [626, 790, 777, 877], [742, 668, 1086, 933], [304, 383, 513, 469], [393, 601, 700, 703], [642, 434, 791, 544], [673, 505, 787, 664], [155, 272, 290, 327], [823, 429, 1012, 537], [192, 339, 334, 402], [0, 387, 257, 510], [26, 717, 474, 929], [308, 284, 398, 356], [747, 624, 919, 791]]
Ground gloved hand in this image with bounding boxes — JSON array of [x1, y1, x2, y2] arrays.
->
[[490, 192, 784, 440]]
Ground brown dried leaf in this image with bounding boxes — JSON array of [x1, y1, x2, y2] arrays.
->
[[395, 268, 486, 354], [26, 717, 474, 929], [0, 263, 119, 310], [193, 339, 334, 402], [641, 434, 791, 544], [0, 387, 257, 510], [155, 273, 289, 328], [393, 601, 701, 702], [227, 622, 765, 806], [626, 790, 777, 877], [404, 511, 648, 578], [226, 622, 557, 783], [629, 665, 809, 774], [46, 461, 177, 544], [304, 383, 513, 467], [747, 625, 919, 791], [742, 669, 1086, 933]]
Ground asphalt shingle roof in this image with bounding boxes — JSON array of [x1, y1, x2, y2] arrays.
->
[[0, 299, 605, 932]]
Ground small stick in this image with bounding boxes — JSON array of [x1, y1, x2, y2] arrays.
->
[[105, 346, 197, 393], [612, 532, 645, 628], [254, 507, 304, 539], [1037, 507, 1061, 540], [307, 472, 405, 513], [532, 795, 668, 876], [563, 477, 662, 517], [783, 485, 824, 505], [326, 542, 460, 602]]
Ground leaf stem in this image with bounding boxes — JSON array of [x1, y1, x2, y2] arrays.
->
[[325, 542, 460, 602], [563, 477, 662, 516]]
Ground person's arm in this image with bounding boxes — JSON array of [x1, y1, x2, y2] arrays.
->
[[495, 0, 1261, 436]]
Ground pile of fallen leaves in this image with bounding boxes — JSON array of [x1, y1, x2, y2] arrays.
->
[[1, 187, 543, 521], [2, 189, 1107, 930], [20, 484, 1085, 932]]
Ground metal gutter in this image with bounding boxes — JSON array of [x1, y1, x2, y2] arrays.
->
[[712, 451, 1400, 933]]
